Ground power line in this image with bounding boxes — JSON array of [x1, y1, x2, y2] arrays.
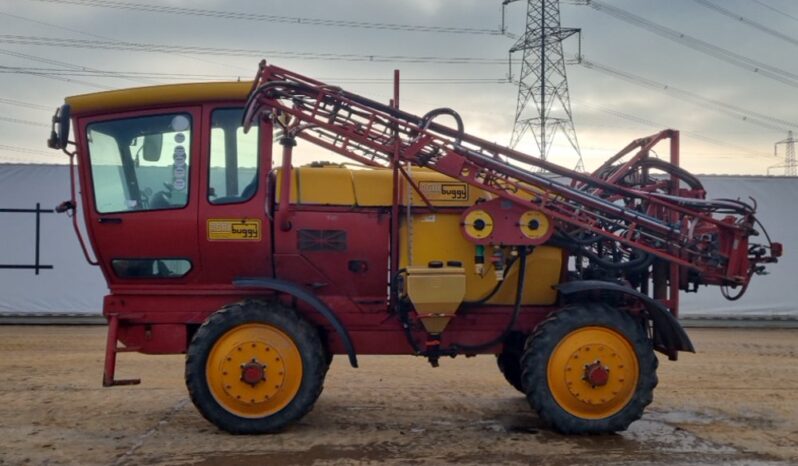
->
[[0, 144, 57, 157], [0, 9, 251, 75], [691, 0, 798, 47], [581, 102, 771, 159], [27, 0, 504, 36], [0, 97, 51, 111], [0, 34, 512, 65], [585, 0, 798, 89], [0, 11, 155, 85], [0, 63, 111, 89], [751, 0, 798, 23], [0, 116, 49, 128], [0, 66, 510, 85], [580, 58, 796, 132], [0, 49, 122, 88]]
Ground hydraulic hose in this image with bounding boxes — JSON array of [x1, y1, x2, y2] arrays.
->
[[451, 246, 528, 352], [461, 254, 521, 307]]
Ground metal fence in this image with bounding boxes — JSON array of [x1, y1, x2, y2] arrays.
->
[[0, 203, 54, 274]]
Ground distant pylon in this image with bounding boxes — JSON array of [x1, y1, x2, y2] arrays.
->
[[774, 131, 797, 176], [503, 0, 585, 171]]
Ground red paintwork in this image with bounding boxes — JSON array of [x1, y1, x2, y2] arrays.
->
[[584, 362, 609, 387], [461, 197, 554, 246], [244, 64, 778, 290], [64, 63, 778, 386], [242, 362, 266, 386], [69, 97, 562, 362]]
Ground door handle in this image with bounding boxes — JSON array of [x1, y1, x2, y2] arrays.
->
[[98, 217, 122, 224]]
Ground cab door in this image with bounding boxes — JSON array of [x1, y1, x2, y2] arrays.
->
[[79, 108, 201, 285], [197, 106, 273, 285]]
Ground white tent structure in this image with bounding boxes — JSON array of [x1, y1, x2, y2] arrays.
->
[[0, 163, 795, 317]]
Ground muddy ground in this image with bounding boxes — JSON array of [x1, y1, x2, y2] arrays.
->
[[0, 326, 796, 465]]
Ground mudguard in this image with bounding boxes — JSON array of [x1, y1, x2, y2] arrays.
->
[[233, 277, 358, 367], [556, 280, 695, 356]]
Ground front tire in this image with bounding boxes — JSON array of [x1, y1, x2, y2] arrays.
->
[[521, 302, 658, 434], [185, 300, 326, 434]]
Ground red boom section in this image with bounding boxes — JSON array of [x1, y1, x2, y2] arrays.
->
[[242, 62, 780, 289]]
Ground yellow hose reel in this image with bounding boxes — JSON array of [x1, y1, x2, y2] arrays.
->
[[519, 210, 551, 241], [463, 210, 494, 240]]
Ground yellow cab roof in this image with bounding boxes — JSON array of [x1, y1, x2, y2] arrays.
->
[[65, 81, 253, 115]]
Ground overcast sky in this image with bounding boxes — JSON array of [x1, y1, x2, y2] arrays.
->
[[1, 0, 796, 174]]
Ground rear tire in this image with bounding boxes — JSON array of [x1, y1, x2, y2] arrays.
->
[[185, 300, 326, 434], [496, 332, 526, 393], [521, 302, 657, 434]]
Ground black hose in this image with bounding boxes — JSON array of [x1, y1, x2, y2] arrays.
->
[[557, 228, 603, 246], [550, 233, 654, 272], [579, 244, 654, 272], [417, 108, 465, 146], [399, 304, 423, 354], [450, 246, 528, 352], [721, 276, 751, 301], [461, 255, 520, 307]]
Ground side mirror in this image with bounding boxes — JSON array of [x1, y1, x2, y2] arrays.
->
[[142, 133, 163, 162], [47, 104, 71, 150]]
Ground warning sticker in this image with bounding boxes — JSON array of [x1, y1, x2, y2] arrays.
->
[[418, 181, 469, 202], [208, 219, 261, 241]]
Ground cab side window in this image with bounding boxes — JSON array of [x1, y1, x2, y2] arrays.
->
[[208, 108, 259, 204], [87, 113, 192, 213]]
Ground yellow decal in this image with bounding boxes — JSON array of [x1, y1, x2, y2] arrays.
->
[[208, 219, 261, 241], [418, 181, 469, 201]]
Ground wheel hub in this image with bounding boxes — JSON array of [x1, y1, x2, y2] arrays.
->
[[241, 359, 267, 386], [564, 344, 626, 404], [583, 360, 610, 387], [218, 340, 287, 405]]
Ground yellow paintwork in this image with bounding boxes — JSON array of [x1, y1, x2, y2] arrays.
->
[[405, 266, 467, 334], [546, 327, 639, 420], [275, 165, 489, 207], [66, 81, 253, 115], [297, 167, 356, 205], [272, 164, 562, 304], [351, 169, 394, 206], [205, 323, 303, 418], [488, 246, 562, 305], [273, 168, 299, 203], [351, 167, 487, 207], [399, 213, 561, 305]]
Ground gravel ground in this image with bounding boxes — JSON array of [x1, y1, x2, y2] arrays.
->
[[0, 326, 796, 465]]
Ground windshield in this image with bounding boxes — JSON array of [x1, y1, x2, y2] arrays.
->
[[86, 113, 192, 214]]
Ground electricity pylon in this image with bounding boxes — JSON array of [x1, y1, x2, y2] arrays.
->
[[503, 0, 585, 171], [773, 131, 797, 176]]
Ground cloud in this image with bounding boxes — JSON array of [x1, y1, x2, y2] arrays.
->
[[0, 0, 794, 174]]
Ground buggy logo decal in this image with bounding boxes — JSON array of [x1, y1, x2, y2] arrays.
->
[[207, 219, 261, 241], [417, 181, 469, 201]]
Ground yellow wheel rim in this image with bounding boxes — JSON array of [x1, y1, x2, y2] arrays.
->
[[206, 323, 303, 418], [547, 326, 639, 420]]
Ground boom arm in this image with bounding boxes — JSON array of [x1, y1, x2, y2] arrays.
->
[[243, 61, 780, 292]]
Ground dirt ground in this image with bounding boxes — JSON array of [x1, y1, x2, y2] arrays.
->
[[0, 326, 796, 466]]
